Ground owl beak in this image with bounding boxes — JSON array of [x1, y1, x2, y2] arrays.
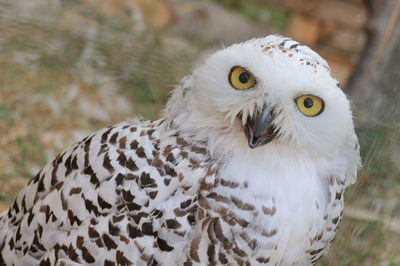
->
[[244, 105, 276, 149]]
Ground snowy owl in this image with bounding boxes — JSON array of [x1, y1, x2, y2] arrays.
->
[[0, 35, 360, 265]]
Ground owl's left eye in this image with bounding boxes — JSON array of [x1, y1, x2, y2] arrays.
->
[[229, 66, 255, 90], [295, 95, 324, 117]]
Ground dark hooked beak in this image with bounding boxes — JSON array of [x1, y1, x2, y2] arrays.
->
[[244, 105, 276, 149]]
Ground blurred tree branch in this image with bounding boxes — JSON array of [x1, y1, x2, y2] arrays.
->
[[347, 0, 400, 123]]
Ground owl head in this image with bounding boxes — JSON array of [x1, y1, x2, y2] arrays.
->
[[166, 35, 360, 183]]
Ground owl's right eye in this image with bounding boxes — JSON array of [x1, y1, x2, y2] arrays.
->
[[229, 66, 255, 90], [295, 94, 324, 117]]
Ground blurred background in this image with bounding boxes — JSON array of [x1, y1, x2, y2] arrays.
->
[[0, 0, 399, 264]]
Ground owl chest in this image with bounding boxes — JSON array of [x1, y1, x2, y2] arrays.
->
[[208, 159, 332, 263]]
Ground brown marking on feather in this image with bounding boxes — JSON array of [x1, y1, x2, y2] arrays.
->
[[207, 218, 218, 244], [201, 181, 214, 191], [51, 164, 59, 186], [97, 195, 112, 209], [262, 206, 276, 216], [88, 227, 100, 238], [262, 228, 278, 238], [162, 145, 175, 157], [178, 173, 184, 182], [166, 152, 175, 163], [151, 156, 164, 168], [335, 191, 342, 200], [309, 248, 324, 256], [126, 157, 139, 171], [189, 158, 201, 169], [68, 243, 79, 260], [157, 237, 174, 252], [102, 234, 117, 250], [165, 165, 177, 177], [122, 189, 135, 202], [126, 202, 142, 211], [149, 190, 158, 199], [191, 146, 207, 155], [232, 245, 247, 257], [180, 151, 188, 159], [248, 239, 257, 250], [60, 192, 68, 210], [103, 153, 114, 173], [127, 224, 143, 239], [140, 172, 156, 188], [207, 244, 216, 263], [163, 178, 171, 186], [180, 199, 192, 209], [130, 140, 139, 150], [142, 222, 155, 235], [108, 221, 120, 236], [69, 187, 82, 195], [76, 235, 84, 250], [174, 207, 189, 217], [206, 192, 230, 204], [176, 137, 189, 147], [118, 136, 127, 149], [118, 235, 129, 245], [219, 252, 228, 264], [64, 155, 74, 177], [166, 219, 182, 229], [55, 181, 64, 191], [190, 235, 201, 262], [220, 179, 239, 188], [109, 132, 118, 145], [231, 196, 255, 211], [214, 218, 228, 243], [116, 250, 132, 265], [256, 257, 270, 263], [136, 146, 146, 158], [104, 260, 115, 266], [67, 209, 82, 226]]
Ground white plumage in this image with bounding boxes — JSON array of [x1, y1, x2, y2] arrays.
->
[[0, 35, 360, 265]]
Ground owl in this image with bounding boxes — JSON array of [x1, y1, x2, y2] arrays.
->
[[0, 35, 360, 265]]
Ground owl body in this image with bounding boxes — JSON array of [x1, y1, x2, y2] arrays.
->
[[0, 35, 360, 265]]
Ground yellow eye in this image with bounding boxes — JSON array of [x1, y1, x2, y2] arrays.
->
[[295, 95, 324, 117], [229, 66, 255, 90]]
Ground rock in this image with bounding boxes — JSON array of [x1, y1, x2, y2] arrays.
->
[[167, 0, 271, 47]]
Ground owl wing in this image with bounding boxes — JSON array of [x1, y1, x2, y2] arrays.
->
[[0, 119, 212, 265]]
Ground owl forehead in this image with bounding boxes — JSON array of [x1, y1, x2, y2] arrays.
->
[[241, 36, 330, 74]]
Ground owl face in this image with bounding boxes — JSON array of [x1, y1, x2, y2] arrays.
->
[[191, 36, 354, 157]]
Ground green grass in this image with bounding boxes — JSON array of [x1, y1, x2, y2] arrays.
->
[[0, 103, 15, 126], [214, 0, 290, 31], [11, 135, 48, 177]]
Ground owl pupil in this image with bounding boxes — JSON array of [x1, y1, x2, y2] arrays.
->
[[239, 72, 250, 83], [304, 98, 314, 108]]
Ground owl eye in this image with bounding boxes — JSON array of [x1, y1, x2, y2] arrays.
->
[[295, 95, 324, 117], [229, 66, 255, 90]]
